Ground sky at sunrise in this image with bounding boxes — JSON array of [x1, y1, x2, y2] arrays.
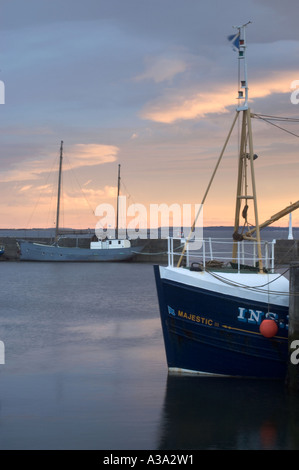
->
[[0, 0, 299, 230]]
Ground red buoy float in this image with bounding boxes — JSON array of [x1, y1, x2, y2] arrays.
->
[[259, 319, 278, 338]]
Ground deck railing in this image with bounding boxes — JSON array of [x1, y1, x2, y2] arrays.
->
[[167, 237, 276, 273]]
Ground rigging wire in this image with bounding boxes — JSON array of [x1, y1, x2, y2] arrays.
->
[[252, 113, 299, 138], [120, 178, 148, 231], [62, 152, 96, 218], [252, 114, 299, 122], [202, 266, 299, 297], [26, 151, 58, 229], [205, 267, 293, 296]]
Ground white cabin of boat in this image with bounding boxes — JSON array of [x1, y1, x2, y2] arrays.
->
[[90, 239, 131, 250]]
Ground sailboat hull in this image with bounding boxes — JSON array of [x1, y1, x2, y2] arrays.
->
[[17, 240, 142, 262], [154, 265, 289, 379]]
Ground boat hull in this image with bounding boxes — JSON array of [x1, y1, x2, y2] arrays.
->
[[17, 240, 142, 262], [154, 265, 289, 379]]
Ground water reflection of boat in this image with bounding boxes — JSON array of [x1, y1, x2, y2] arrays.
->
[[157, 375, 297, 450], [154, 24, 298, 379]]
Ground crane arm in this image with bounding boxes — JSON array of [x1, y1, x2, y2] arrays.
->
[[245, 200, 299, 237]]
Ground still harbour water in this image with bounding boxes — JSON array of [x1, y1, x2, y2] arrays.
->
[[1, 259, 299, 450]]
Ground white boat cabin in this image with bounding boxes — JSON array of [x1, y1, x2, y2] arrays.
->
[[90, 239, 131, 250]]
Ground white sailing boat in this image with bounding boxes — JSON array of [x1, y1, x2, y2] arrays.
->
[[18, 141, 141, 261]]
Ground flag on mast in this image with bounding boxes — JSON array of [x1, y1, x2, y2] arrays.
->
[[227, 31, 240, 51]]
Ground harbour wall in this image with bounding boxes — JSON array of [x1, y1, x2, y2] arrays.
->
[[274, 240, 299, 265], [0, 236, 298, 265]]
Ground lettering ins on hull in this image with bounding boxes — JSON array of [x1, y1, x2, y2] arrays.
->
[[167, 306, 288, 331], [237, 307, 288, 330]]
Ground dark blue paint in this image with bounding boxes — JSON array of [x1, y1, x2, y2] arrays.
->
[[154, 265, 288, 379]]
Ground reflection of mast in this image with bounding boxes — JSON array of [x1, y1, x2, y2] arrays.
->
[[116, 163, 121, 239], [55, 141, 63, 241]]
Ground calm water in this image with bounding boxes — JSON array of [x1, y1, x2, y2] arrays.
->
[[1, 261, 299, 450]]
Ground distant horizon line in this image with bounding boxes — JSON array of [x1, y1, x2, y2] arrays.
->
[[0, 225, 298, 231]]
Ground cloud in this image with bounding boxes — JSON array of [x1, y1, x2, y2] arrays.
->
[[69, 144, 119, 168], [140, 88, 233, 123], [1, 1, 299, 229], [140, 70, 296, 124], [135, 55, 187, 83], [60, 184, 118, 211], [19, 185, 33, 192], [0, 144, 119, 183]]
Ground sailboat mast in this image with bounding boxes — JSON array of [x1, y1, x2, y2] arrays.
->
[[116, 163, 121, 239], [55, 140, 63, 241]]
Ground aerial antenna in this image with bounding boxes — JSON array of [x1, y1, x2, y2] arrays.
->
[[232, 21, 252, 111]]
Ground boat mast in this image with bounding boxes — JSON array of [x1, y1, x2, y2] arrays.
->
[[116, 163, 121, 239], [231, 22, 264, 273], [55, 140, 63, 241], [177, 22, 263, 272]]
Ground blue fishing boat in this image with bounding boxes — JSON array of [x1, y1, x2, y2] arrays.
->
[[154, 24, 298, 379], [154, 256, 289, 378]]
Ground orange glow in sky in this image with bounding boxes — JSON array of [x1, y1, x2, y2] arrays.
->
[[1, 3, 299, 231]]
